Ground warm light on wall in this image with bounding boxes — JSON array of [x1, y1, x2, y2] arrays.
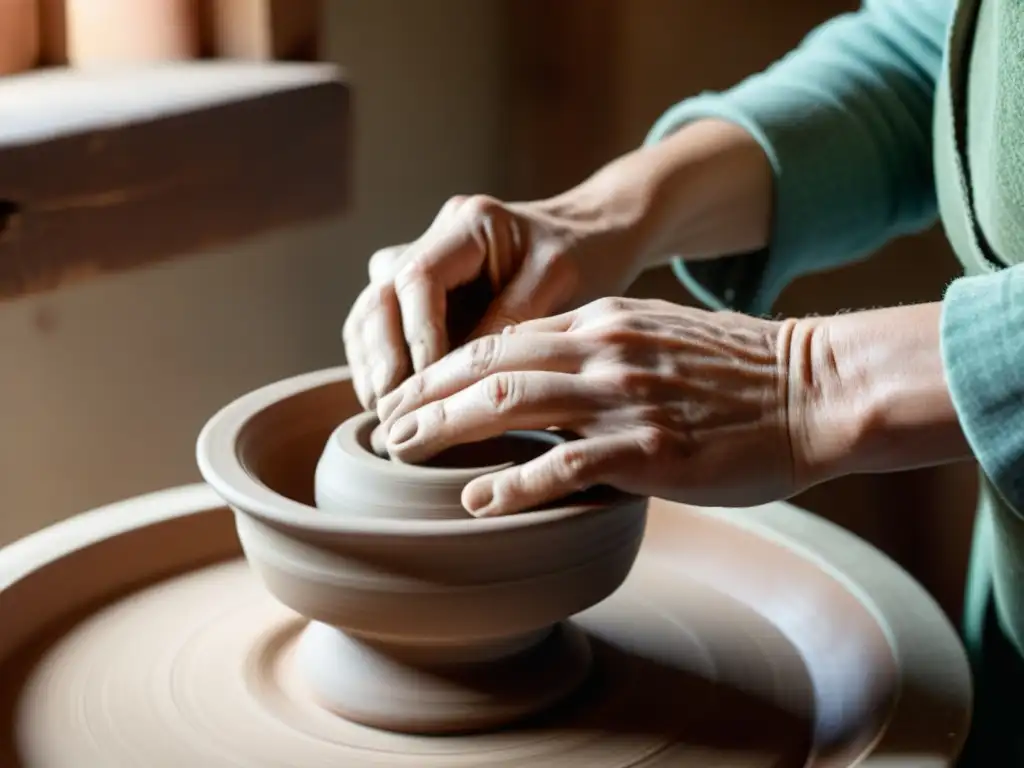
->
[[0, 0, 323, 75]]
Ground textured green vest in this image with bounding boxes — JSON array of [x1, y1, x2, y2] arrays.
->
[[936, 0, 1024, 653], [934, 0, 1024, 762]]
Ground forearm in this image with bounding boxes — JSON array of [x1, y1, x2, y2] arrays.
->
[[545, 1, 951, 309], [544, 119, 773, 271], [638, 0, 950, 316], [797, 302, 971, 484]]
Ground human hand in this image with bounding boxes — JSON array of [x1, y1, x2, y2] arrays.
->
[[342, 190, 654, 411], [375, 297, 817, 516]]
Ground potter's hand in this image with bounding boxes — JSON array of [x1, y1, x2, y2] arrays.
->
[[375, 297, 818, 516], [344, 119, 776, 411], [343, 193, 652, 410]]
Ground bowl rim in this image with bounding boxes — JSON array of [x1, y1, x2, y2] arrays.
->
[[325, 410, 570, 486], [196, 366, 643, 537]]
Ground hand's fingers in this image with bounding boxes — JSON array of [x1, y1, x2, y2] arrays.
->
[[377, 331, 590, 426], [343, 285, 383, 409], [462, 433, 634, 517], [395, 195, 531, 374], [368, 244, 409, 284], [499, 309, 579, 336], [478, 295, 637, 340], [359, 282, 410, 409], [394, 263, 448, 374], [369, 423, 389, 456], [345, 342, 375, 410], [385, 371, 602, 464], [472, 255, 575, 337], [394, 229, 491, 373]]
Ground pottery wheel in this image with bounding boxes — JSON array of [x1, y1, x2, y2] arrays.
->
[[0, 485, 971, 767]]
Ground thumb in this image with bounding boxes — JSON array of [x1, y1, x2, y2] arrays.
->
[[472, 256, 575, 338]]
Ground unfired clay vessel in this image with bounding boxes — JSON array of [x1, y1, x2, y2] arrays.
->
[[314, 410, 571, 521], [197, 369, 648, 733], [0, 367, 974, 766]]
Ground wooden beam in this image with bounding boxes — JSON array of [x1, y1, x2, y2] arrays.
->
[[0, 61, 351, 300]]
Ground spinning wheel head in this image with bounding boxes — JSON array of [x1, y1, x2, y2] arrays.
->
[[0, 390, 972, 764]]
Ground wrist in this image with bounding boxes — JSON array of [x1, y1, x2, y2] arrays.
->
[[793, 304, 971, 485], [542, 118, 775, 274], [641, 118, 773, 267]]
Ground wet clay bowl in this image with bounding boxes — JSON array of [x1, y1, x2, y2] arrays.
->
[[196, 367, 648, 734], [314, 410, 572, 520], [0, 484, 971, 766]]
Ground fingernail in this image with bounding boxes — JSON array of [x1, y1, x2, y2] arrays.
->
[[464, 482, 494, 516], [355, 374, 375, 411], [388, 415, 418, 446], [369, 424, 389, 456]]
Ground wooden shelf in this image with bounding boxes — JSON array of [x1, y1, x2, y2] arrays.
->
[[0, 61, 351, 300]]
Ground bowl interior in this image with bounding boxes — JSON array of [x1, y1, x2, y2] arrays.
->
[[236, 377, 354, 507], [364, 416, 566, 471], [426, 431, 563, 469], [236, 377, 592, 513]]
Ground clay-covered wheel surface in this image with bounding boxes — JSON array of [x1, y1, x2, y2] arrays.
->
[[0, 485, 971, 766]]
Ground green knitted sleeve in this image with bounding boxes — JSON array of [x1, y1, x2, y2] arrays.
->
[[645, 0, 952, 316], [942, 266, 1024, 511]]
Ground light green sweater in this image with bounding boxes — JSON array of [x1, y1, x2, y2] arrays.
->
[[645, 0, 1024, 762]]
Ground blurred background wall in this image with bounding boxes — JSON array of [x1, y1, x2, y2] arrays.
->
[[0, 0, 977, 622]]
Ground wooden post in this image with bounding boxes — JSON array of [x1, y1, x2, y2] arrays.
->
[[200, 0, 322, 62]]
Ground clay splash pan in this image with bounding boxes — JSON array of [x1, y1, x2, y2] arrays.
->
[[0, 369, 971, 767]]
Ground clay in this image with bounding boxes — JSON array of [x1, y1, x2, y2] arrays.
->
[[197, 369, 648, 732], [0, 478, 972, 766], [316, 410, 569, 520]]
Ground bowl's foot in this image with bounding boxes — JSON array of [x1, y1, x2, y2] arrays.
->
[[295, 620, 592, 734]]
